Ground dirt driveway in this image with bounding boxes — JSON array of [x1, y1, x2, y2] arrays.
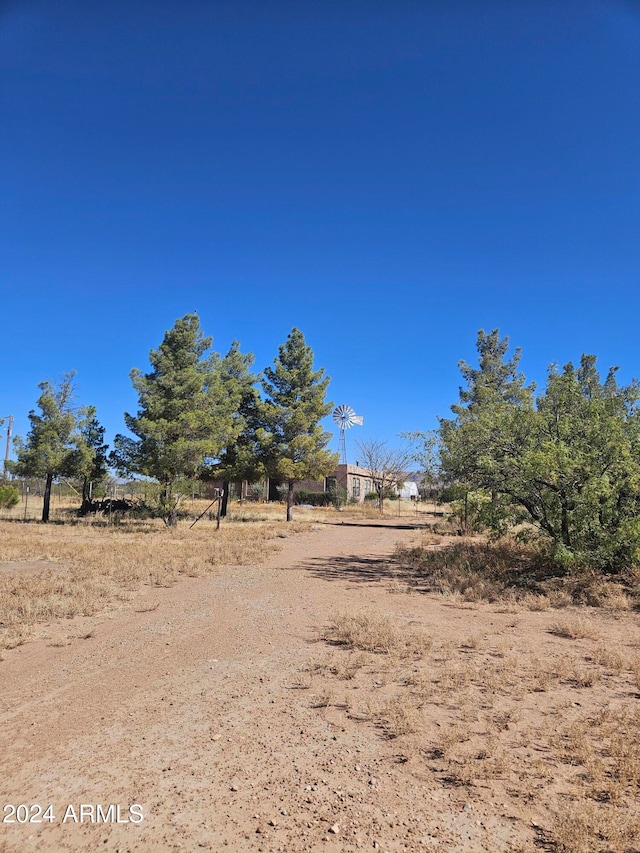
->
[[0, 520, 598, 852]]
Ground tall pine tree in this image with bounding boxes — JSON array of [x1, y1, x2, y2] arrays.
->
[[211, 340, 260, 517], [259, 328, 338, 521], [111, 314, 236, 525], [76, 406, 109, 515]]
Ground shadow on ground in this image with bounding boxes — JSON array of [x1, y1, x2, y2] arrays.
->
[[318, 520, 428, 531], [287, 552, 419, 586]]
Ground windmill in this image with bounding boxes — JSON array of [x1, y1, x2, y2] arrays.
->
[[332, 404, 363, 465]]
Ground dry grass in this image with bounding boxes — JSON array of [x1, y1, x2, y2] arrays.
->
[[0, 515, 300, 654], [397, 539, 639, 609], [322, 610, 432, 657], [548, 617, 600, 640], [308, 603, 640, 853]]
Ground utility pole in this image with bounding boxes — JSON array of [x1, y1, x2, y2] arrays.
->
[[2, 414, 13, 481]]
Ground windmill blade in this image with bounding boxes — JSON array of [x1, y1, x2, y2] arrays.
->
[[333, 404, 356, 429]]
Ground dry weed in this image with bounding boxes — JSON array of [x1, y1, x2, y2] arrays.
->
[[552, 800, 640, 853], [376, 696, 422, 738], [548, 617, 599, 640], [398, 540, 637, 610], [322, 611, 431, 658], [587, 645, 626, 674], [0, 518, 288, 654], [520, 592, 551, 611]]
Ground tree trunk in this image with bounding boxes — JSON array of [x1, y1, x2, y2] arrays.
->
[[42, 472, 53, 523], [286, 479, 294, 522], [464, 490, 469, 534], [221, 480, 230, 518], [561, 503, 571, 547], [163, 483, 178, 527], [79, 476, 92, 516]]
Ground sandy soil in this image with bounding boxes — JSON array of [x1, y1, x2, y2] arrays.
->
[[0, 520, 637, 852]]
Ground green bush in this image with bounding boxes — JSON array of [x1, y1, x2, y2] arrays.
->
[[0, 484, 20, 509]]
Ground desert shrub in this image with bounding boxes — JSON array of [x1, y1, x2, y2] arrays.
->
[[322, 611, 431, 657], [0, 484, 19, 509], [396, 539, 636, 607]]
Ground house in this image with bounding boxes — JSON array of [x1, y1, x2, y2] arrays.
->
[[325, 463, 378, 502], [203, 463, 417, 504]]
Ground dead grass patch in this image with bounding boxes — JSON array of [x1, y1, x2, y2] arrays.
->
[[311, 601, 640, 851], [397, 540, 637, 610], [548, 618, 600, 640], [322, 611, 431, 657], [0, 517, 295, 654], [376, 696, 422, 738]]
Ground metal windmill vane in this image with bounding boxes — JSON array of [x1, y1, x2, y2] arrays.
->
[[332, 404, 363, 465]]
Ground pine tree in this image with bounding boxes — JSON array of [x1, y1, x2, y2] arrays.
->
[[259, 328, 338, 521], [439, 329, 535, 531], [76, 406, 109, 515], [111, 314, 236, 526], [452, 328, 534, 415], [211, 341, 260, 517]]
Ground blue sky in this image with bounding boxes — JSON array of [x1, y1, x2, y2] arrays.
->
[[2, 0, 640, 463]]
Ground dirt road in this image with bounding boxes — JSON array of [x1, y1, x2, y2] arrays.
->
[[1, 521, 541, 852]]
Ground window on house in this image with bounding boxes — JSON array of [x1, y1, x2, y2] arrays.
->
[[352, 478, 361, 498]]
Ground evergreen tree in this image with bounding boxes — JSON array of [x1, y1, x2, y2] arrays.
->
[[439, 331, 640, 570], [207, 340, 261, 517], [439, 329, 535, 532], [259, 328, 338, 521], [12, 372, 84, 522], [76, 406, 109, 515], [453, 328, 534, 414], [523, 357, 640, 568], [111, 314, 236, 526]]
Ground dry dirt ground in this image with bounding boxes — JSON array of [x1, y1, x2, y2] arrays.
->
[[1, 520, 639, 853]]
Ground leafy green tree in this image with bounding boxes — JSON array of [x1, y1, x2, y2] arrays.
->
[[111, 314, 236, 526], [11, 372, 85, 522], [439, 331, 640, 570], [259, 328, 338, 521], [519, 357, 640, 569]]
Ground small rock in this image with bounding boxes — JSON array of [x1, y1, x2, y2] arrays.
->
[[230, 785, 239, 792], [329, 824, 340, 834]]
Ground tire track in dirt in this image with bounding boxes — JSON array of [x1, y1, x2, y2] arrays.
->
[[0, 521, 532, 852]]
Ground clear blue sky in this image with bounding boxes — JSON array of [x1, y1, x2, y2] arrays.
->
[[2, 0, 640, 463]]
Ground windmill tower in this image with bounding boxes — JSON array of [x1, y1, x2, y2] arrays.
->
[[332, 405, 363, 465]]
